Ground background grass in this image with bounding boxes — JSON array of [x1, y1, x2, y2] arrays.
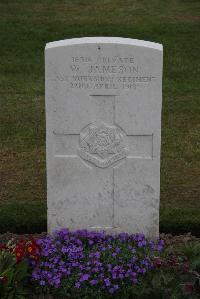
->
[[0, 0, 200, 235]]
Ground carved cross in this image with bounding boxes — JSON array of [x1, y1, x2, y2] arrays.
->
[[54, 95, 153, 229]]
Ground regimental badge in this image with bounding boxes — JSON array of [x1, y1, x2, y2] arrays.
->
[[78, 123, 127, 168]]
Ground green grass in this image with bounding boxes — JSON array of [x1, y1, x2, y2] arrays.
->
[[0, 201, 199, 236], [0, 0, 200, 234], [0, 201, 46, 234]]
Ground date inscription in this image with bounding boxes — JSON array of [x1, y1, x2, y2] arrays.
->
[[53, 55, 156, 90]]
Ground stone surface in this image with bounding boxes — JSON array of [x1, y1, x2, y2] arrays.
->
[[45, 37, 163, 238]]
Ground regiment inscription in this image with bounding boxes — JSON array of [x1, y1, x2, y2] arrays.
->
[[52, 54, 156, 90]]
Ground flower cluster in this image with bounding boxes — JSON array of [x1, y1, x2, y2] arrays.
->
[[153, 255, 187, 269], [0, 235, 40, 295], [15, 235, 40, 263], [153, 254, 200, 295], [31, 229, 164, 294], [0, 235, 40, 265]]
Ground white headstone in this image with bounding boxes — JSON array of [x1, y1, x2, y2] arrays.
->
[[45, 37, 163, 238]]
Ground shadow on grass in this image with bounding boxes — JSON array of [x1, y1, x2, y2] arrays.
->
[[0, 202, 199, 236], [0, 201, 47, 234]]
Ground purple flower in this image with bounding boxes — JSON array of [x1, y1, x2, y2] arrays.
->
[[138, 241, 145, 247], [93, 251, 101, 259], [61, 246, 68, 254], [75, 282, 81, 288], [104, 278, 111, 287], [80, 274, 90, 282], [112, 272, 117, 279], [115, 247, 121, 253], [30, 228, 165, 294], [131, 278, 138, 284], [89, 279, 98, 285]]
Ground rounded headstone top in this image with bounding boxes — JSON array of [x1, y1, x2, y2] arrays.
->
[[45, 37, 163, 51]]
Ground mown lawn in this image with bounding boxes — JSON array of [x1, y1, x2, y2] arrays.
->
[[0, 0, 200, 234]]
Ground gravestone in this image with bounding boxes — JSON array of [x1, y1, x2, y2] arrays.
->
[[45, 37, 163, 238]]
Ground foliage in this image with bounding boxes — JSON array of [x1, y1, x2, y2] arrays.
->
[[0, 230, 199, 298], [0, 236, 40, 299], [135, 254, 200, 299]]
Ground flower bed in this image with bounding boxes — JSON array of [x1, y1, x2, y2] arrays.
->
[[0, 229, 199, 298]]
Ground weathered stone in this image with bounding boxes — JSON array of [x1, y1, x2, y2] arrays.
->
[[45, 37, 163, 238]]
